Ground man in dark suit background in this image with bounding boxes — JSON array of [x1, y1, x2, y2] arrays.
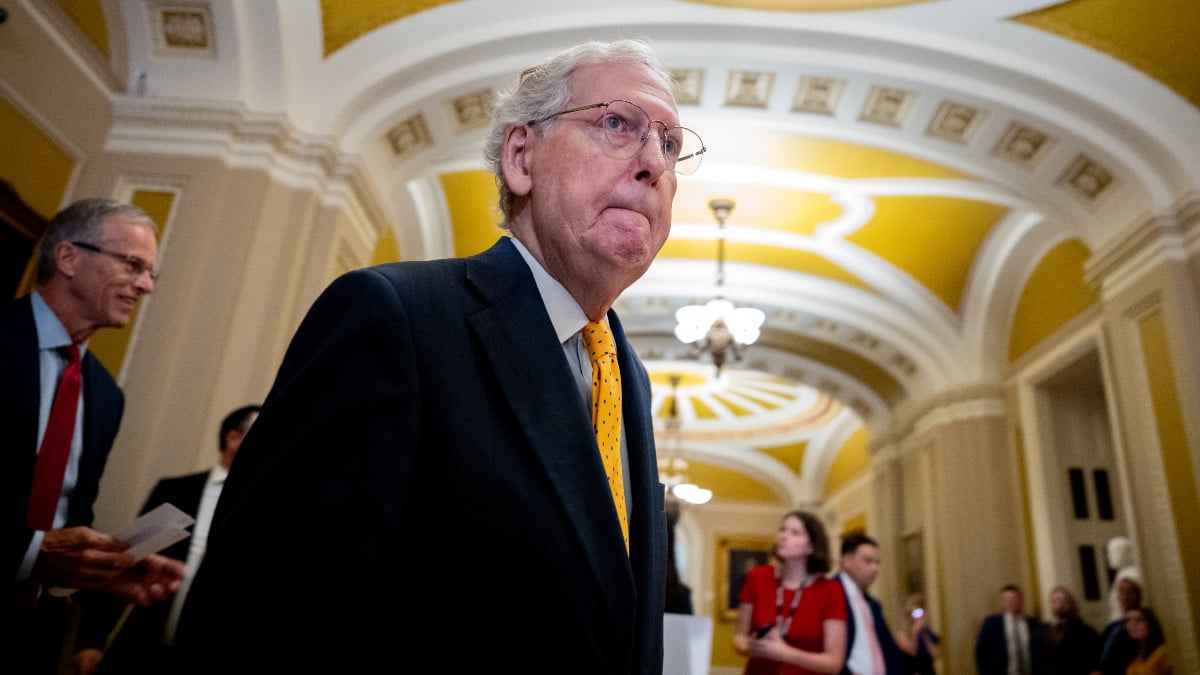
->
[[71, 405, 260, 675], [1, 198, 184, 674], [173, 38, 703, 674], [976, 584, 1046, 675], [837, 533, 905, 675]]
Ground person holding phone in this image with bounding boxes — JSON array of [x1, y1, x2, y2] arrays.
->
[[895, 593, 941, 675], [732, 510, 847, 674]]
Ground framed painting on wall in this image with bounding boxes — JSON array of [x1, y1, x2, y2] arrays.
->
[[715, 535, 774, 621]]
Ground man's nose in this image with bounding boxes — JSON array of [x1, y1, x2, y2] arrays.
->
[[633, 133, 669, 180]]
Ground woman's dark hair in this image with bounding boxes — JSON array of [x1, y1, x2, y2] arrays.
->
[[781, 510, 832, 575], [1128, 607, 1166, 657]]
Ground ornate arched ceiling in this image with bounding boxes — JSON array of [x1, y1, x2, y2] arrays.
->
[[60, 0, 1200, 506]]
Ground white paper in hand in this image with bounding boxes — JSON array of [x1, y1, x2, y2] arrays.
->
[[48, 503, 196, 597], [110, 502, 195, 561]]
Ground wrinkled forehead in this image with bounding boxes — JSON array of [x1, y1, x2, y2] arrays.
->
[[569, 61, 679, 126], [99, 213, 156, 240]]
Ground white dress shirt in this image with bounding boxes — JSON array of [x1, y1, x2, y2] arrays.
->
[[840, 572, 880, 675], [510, 237, 633, 516], [163, 465, 228, 644], [1003, 611, 1031, 675]]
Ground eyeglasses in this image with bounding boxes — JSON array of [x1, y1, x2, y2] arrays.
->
[[528, 99, 706, 175], [71, 241, 159, 281]]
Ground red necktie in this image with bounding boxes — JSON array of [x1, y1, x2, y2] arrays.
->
[[854, 592, 886, 675], [27, 345, 82, 530]]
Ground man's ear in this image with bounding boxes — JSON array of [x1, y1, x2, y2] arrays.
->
[[54, 240, 80, 278], [501, 124, 533, 198]]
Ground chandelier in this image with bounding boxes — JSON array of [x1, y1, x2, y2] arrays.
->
[[658, 375, 713, 505], [674, 198, 765, 370]]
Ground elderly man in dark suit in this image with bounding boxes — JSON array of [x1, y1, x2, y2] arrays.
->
[[173, 38, 704, 675], [1, 198, 184, 674], [71, 405, 260, 675]]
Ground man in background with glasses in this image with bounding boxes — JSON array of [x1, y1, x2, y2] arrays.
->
[[2, 198, 184, 674], [175, 39, 700, 674]]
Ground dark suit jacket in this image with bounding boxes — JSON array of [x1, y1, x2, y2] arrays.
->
[[976, 613, 1045, 675], [75, 471, 208, 671], [1, 294, 124, 666], [173, 238, 667, 674], [838, 575, 904, 675], [1041, 616, 1100, 675]]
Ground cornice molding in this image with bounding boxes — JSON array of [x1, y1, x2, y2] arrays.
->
[[901, 383, 1005, 441], [1180, 193, 1200, 256], [108, 97, 390, 244], [110, 98, 342, 175], [1085, 192, 1200, 297]]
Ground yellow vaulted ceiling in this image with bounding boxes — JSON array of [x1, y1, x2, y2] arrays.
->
[[845, 197, 1009, 313], [694, 131, 973, 180], [321, 0, 462, 57], [1014, 0, 1200, 111], [443, 133, 996, 311]]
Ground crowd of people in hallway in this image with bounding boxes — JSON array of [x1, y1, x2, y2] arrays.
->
[[974, 575, 1170, 675], [724, 509, 1172, 675]]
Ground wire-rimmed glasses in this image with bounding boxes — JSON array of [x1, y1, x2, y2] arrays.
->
[[71, 241, 159, 281], [528, 99, 706, 175]]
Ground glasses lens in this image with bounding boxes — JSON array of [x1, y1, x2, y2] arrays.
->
[[671, 127, 705, 175], [600, 100, 650, 155], [125, 258, 158, 281], [598, 100, 705, 175]]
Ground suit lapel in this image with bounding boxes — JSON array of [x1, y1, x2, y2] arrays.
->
[[465, 239, 635, 616], [3, 297, 41, 465]]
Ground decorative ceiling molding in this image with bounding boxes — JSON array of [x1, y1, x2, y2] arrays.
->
[[150, 1, 216, 59]]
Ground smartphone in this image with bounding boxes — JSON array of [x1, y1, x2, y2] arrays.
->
[[911, 608, 925, 619], [755, 624, 774, 638]]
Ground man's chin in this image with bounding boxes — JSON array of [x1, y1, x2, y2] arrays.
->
[[106, 312, 133, 329]]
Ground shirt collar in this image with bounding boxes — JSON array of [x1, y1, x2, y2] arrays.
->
[[509, 237, 590, 343], [209, 464, 230, 486], [839, 572, 865, 601], [31, 291, 89, 356]]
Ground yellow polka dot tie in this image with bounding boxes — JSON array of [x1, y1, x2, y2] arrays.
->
[[582, 320, 629, 554]]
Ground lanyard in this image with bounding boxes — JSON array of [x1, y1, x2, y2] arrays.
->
[[774, 571, 813, 635]]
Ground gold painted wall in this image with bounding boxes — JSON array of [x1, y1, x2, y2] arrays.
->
[[0, 95, 74, 219], [440, 170, 505, 257], [52, 0, 109, 58], [371, 227, 401, 265], [1139, 309, 1200, 631]]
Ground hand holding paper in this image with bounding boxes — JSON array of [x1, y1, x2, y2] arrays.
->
[[47, 503, 193, 599]]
